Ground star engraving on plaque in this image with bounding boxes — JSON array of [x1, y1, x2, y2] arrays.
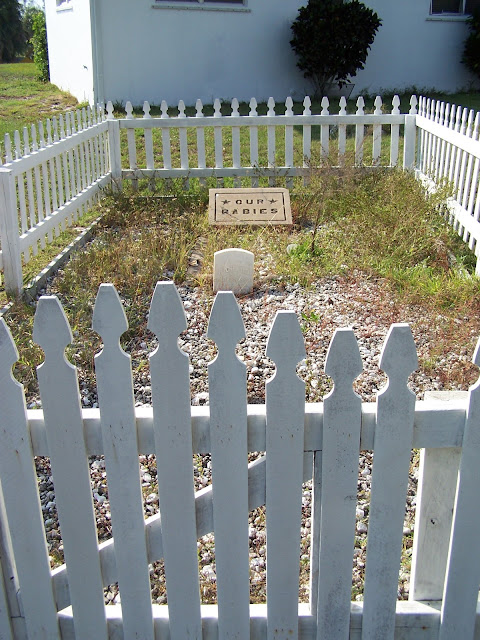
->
[[221, 199, 230, 205], [268, 198, 277, 204]]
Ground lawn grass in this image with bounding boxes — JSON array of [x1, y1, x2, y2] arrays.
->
[[0, 62, 80, 158]]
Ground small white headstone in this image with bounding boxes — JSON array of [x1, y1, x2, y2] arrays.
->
[[213, 249, 254, 295]]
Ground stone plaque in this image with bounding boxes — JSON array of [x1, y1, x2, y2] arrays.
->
[[208, 188, 292, 225], [213, 248, 254, 295]]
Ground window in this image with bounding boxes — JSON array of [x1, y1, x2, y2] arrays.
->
[[431, 0, 480, 14]]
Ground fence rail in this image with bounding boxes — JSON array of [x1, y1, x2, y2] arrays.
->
[[0, 283, 479, 638], [3, 93, 480, 294]]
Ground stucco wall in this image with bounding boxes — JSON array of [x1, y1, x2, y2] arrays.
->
[[45, 0, 95, 104], [45, 0, 479, 107], [355, 0, 478, 95], [95, 0, 308, 107]]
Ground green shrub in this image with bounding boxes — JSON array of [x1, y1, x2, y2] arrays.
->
[[31, 10, 49, 83], [462, 7, 480, 80], [290, 0, 382, 98]]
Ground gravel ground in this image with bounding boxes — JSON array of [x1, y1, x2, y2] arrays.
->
[[31, 270, 480, 606]]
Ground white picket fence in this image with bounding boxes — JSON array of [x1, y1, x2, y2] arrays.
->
[[0, 282, 479, 638], [2, 93, 480, 295]]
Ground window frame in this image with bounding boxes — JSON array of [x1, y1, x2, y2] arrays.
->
[[153, 0, 249, 10], [430, 0, 480, 15]]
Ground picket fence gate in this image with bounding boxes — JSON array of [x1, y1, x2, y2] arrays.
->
[[0, 282, 480, 639]]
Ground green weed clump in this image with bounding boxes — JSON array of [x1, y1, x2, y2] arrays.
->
[[286, 164, 480, 309]]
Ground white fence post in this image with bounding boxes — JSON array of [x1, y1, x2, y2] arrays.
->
[[403, 114, 417, 170], [0, 169, 22, 296], [409, 391, 463, 602], [106, 102, 122, 192]]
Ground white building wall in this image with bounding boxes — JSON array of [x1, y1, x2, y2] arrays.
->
[[45, 0, 95, 104], [355, 0, 478, 95], [44, 0, 479, 108], [96, 0, 308, 107]]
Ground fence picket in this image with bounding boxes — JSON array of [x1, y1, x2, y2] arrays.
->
[[31, 125, 46, 248], [361, 324, 417, 640], [267, 97, 276, 186], [232, 99, 241, 185], [320, 97, 329, 162], [316, 329, 362, 639], [439, 338, 480, 639], [265, 311, 306, 639], [372, 96, 382, 166], [207, 292, 250, 638], [302, 97, 312, 173], [214, 99, 224, 186], [178, 100, 190, 188], [33, 297, 108, 640], [0, 319, 60, 639], [147, 282, 202, 639], [355, 97, 365, 165], [92, 285, 154, 640], [249, 98, 259, 187], [338, 97, 347, 165], [38, 122, 53, 241], [195, 99, 206, 187], [285, 97, 294, 188], [161, 101, 172, 171], [390, 95, 400, 166], [125, 102, 138, 192]]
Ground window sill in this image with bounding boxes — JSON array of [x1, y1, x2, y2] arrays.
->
[[152, 3, 250, 12], [426, 14, 469, 21]]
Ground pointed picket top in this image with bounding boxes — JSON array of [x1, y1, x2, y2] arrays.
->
[[178, 100, 186, 118], [379, 323, 417, 389], [4, 133, 12, 163], [59, 114, 66, 138], [444, 103, 451, 129], [125, 101, 134, 119], [449, 104, 457, 129], [46, 119, 53, 145], [267, 97, 275, 116], [439, 101, 445, 127], [160, 100, 169, 118], [325, 328, 362, 394], [392, 95, 400, 115], [214, 98, 222, 118], [466, 109, 474, 137], [473, 112, 480, 140], [461, 107, 468, 134], [207, 291, 245, 355], [147, 281, 188, 346], [374, 95, 382, 116], [303, 96, 311, 116], [52, 117, 59, 142], [31, 124, 38, 151], [14, 130, 22, 159], [0, 318, 20, 384], [409, 95, 417, 115], [266, 310, 306, 371], [337, 96, 346, 116], [195, 98, 204, 117], [435, 100, 441, 123], [38, 122, 46, 148], [106, 101, 114, 120], [33, 296, 73, 361], [231, 98, 240, 117], [249, 97, 257, 116], [143, 101, 151, 118], [321, 96, 329, 115], [70, 112, 77, 134], [23, 127, 30, 153], [285, 96, 294, 116], [356, 96, 365, 115], [92, 284, 128, 349]]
